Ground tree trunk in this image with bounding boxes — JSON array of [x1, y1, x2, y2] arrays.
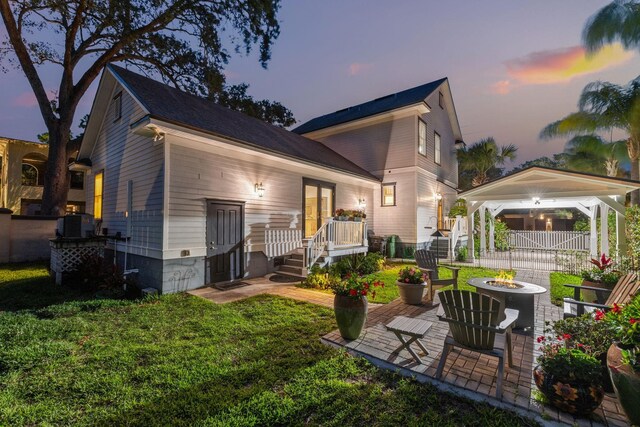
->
[[631, 158, 640, 206], [41, 122, 71, 216]]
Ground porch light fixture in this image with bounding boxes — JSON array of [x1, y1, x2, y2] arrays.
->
[[255, 182, 265, 197], [532, 197, 540, 205], [358, 198, 366, 209], [434, 192, 443, 201]]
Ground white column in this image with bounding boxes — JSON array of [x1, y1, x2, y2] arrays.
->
[[488, 215, 495, 253], [590, 205, 598, 258], [479, 207, 486, 256], [617, 211, 627, 256], [600, 203, 609, 256], [467, 211, 475, 261]]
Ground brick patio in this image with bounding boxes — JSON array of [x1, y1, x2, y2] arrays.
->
[[322, 270, 631, 427]]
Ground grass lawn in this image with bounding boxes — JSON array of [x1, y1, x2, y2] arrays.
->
[[0, 263, 536, 426], [549, 272, 582, 306], [352, 263, 513, 304]]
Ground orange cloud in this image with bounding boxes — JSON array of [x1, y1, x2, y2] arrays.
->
[[491, 44, 633, 95], [348, 62, 373, 76]]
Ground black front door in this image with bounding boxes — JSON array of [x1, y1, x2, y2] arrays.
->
[[206, 201, 243, 284]]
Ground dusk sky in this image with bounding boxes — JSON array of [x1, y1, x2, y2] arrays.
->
[[2, 0, 640, 169]]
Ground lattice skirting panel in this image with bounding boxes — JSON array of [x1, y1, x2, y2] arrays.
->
[[50, 239, 106, 285]]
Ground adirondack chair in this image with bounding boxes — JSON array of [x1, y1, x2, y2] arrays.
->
[[436, 289, 519, 399], [415, 249, 459, 301], [563, 272, 639, 318]]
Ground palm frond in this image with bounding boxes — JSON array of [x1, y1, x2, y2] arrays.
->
[[583, 0, 640, 53]]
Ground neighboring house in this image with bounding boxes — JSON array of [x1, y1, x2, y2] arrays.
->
[[76, 65, 379, 293], [0, 136, 85, 215], [294, 78, 464, 255]]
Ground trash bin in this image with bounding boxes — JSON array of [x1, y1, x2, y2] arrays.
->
[[387, 235, 397, 258]]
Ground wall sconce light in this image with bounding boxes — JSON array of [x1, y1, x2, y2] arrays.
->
[[357, 198, 366, 210], [532, 197, 540, 205], [255, 182, 265, 197], [434, 192, 443, 202]]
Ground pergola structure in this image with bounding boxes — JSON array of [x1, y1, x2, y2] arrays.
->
[[459, 167, 640, 260]]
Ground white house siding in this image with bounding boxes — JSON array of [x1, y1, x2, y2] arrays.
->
[[416, 170, 457, 244], [313, 116, 416, 177], [86, 85, 165, 259], [372, 170, 416, 245], [165, 138, 375, 292], [417, 89, 459, 187]]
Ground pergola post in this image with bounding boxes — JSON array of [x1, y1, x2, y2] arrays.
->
[[600, 203, 609, 256], [479, 206, 486, 256], [617, 211, 627, 257], [488, 214, 495, 253], [466, 203, 476, 262], [590, 205, 598, 258]]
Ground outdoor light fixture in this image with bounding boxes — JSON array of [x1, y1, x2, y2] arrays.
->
[[434, 192, 443, 201], [358, 198, 366, 209], [532, 197, 540, 205], [255, 182, 265, 197]]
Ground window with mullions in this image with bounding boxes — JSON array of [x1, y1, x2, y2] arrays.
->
[[418, 119, 427, 156], [382, 183, 396, 206]]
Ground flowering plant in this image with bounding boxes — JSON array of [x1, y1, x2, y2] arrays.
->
[[331, 274, 383, 299], [334, 208, 345, 217], [397, 266, 427, 285], [536, 333, 602, 383], [580, 253, 621, 287], [597, 294, 640, 371]]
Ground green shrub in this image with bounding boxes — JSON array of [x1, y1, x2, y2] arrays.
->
[[300, 265, 339, 290], [456, 246, 468, 262], [448, 198, 466, 217], [627, 205, 640, 260], [329, 252, 384, 277]]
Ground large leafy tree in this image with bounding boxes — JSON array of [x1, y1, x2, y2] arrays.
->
[[0, 0, 287, 215], [539, 78, 640, 203], [456, 137, 517, 190], [509, 154, 567, 174]]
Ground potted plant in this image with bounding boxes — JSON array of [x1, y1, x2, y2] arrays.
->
[[331, 274, 383, 340], [550, 315, 616, 391], [352, 210, 366, 222], [598, 295, 640, 425], [580, 253, 621, 303], [534, 332, 604, 415], [334, 208, 348, 221], [396, 266, 428, 305]]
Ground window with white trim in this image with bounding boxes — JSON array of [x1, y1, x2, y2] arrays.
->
[[434, 131, 441, 165], [113, 92, 122, 121], [418, 119, 427, 156], [382, 183, 396, 206], [94, 171, 104, 220]]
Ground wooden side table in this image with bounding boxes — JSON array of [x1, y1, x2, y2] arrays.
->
[[385, 315, 433, 364]]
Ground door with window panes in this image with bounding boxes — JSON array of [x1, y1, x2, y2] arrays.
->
[[303, 179, 335, 238]]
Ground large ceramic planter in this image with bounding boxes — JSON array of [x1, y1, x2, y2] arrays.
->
[[533, 366, 604, 415], [334, 294, 368, 340], [607, 343, 640, 425], [397, 281, 427, 305]]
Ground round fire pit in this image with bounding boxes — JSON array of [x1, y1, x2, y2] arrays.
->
[[467, 277, 547, 331]]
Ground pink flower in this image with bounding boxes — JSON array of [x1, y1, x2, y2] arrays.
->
[[405, 278, 409, 283], [537, 336, 545, 343]]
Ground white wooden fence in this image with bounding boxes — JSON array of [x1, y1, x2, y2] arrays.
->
[[264, 228, 302, 258], [508, 230, 589, 251]]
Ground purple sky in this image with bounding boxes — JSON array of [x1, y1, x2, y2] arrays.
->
[[2, 0, 639, 169]]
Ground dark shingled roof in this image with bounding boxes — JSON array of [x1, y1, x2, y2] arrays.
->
[[108, 65, 379, 181], [293, 78, 448, 134]]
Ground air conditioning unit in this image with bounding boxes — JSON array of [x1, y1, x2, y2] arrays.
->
[[57, 214, 95, 238]]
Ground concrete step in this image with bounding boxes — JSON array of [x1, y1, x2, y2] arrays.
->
[[275, 269, 305, 280], [290, 253, 304, 261], [279, 264, 304, 276], [285, 258, 303, 267]]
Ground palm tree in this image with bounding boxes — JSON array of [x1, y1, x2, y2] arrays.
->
[[583, 0, 640, 54], [539, 78, 640, 204], [457, 137, 517, 188], [562, 135, 628, 177]]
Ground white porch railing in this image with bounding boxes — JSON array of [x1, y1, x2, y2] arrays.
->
[[264, 228, 303, 258], [302, 219, 367, 272], [508, 230, 589, 251], [448, 215, 467, 259]]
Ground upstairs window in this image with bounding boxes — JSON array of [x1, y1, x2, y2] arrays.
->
[[418, 119, 427, 156], [21, 152, 47, 186], [94, 171, 104, 220], [70, 171, 84, 190], [382, 183, 396, 206], [439, 91, 444, 109], [113, 92, 122, 121], [434, 131, 441, 165]]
